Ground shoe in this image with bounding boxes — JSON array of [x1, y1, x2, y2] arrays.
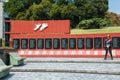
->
[[104, 58, 106, 60]]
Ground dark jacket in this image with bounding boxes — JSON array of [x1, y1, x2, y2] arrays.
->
[[105, 39, 112, 48]]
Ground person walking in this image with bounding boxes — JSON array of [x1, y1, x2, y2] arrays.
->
[[104, 34, 113, 60]]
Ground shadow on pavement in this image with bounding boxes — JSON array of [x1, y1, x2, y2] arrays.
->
[[1, 73, 15, 80]]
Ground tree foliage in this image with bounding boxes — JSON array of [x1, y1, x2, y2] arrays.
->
[[49, 4, 61, 19], [4, 0, 108, 28], [105, 12, 120, 26], [77, 18, 108, 29], [25, 0, 52, 20], [74, 0, 108, 20], [4, 0, 42, 19]]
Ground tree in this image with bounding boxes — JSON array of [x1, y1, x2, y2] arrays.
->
[[49, 4, 61, 19], [4, 0, 42, 19], [55, 0, 69, 5], [77, 18, 108, 29], [61, 3, 79, 28], [4, 0, 108, 28], [74, 0, 108, 20], [105, 12, 120, 26], [24, 0, 52, 20]]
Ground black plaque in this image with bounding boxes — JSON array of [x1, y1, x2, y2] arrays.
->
[[53, 38, 60, 49], [61, 38, 68, 49], [37, 38, 44, 49], [94, 37, 102, 49], [86, 38, 93, 49], [21, 39, 28, 49], [69, 38, 76, 49], [78, 38, 84, 49], [13, 39, 20, 49], [112, 37, 120, 49], [45, 38, 52, 49], [29, 39, 36, 49]]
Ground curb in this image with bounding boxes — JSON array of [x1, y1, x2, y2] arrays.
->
[[10, 68, 120, 75], [24, 60, 120, 64]]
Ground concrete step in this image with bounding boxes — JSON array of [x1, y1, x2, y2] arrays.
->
[[2, 58, 120, 80], [10, 61, 120, 75], [24, 58, 120, 64], [3, 72, 120, 80], [11, 67, 120, 75]]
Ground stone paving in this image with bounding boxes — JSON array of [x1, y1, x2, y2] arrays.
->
[[11, 62, 120, 74], [2, 72, 120, 80], [1, 58, 120, 80], [24, 58, 120, 63]]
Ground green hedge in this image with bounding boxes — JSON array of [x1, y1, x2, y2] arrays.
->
[[77, 18, 108, 29]]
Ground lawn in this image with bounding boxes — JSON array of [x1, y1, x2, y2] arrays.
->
[[71, 26, 120, 34]]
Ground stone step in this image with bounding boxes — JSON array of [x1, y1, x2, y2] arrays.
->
[[11, 68, 120, 75], [24, 58, 120, 64], [3, 72, 120, 80], [10, 62, 120, 75]]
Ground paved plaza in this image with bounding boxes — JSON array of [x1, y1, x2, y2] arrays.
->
[[1, 58, 120, 80], [3, 72, 120, 80]]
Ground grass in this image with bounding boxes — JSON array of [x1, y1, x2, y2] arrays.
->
[[0, 47, 13, 49], [71, 26, 120, 34]]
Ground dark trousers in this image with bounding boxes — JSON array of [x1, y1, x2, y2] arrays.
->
[[104, 47, 113, 59]]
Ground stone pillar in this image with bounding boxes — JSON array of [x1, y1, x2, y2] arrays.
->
[[0, 1, 3, 38]]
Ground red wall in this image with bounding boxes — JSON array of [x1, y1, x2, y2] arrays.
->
[[10, 20, 70, 34], [5, 20, 120, 49]]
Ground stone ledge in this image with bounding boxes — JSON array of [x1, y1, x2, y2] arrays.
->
[[10, 68, 120, 75]]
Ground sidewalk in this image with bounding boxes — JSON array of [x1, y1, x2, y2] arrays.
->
[[24, 58, 120, 63], [3, 72, 120, 80], [10, 58, 120, 75], [2, 58, 120, 80]]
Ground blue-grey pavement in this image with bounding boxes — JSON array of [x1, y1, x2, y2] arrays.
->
[[24, 58, 120, 63], [11, 58, 120, 75], [2, 58, 120, 80], [2, 72, 120, 80], [11, 62, 120, 75]]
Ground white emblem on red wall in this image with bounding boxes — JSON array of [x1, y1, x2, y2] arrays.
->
[[34, 23, 48, 31]]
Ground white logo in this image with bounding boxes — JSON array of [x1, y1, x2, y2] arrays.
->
[[34, 23, 48, 31], [34, 24, 41, 31]]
